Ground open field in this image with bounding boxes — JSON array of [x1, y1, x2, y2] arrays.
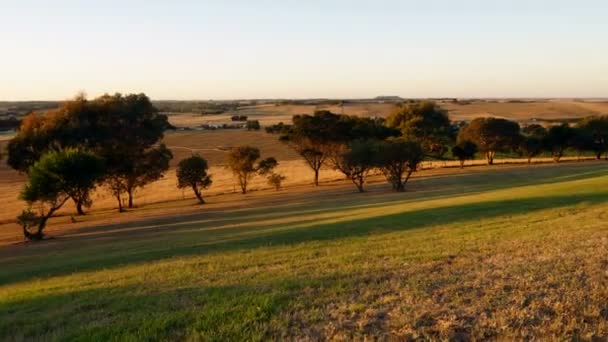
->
[[0, 162, 607, 339], [165, 100, 608, 128]]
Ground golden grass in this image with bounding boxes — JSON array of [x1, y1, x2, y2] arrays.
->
[[0, 162, 607, 339]]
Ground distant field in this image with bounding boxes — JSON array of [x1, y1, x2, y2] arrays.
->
[[166, 100, 608, 128], [0, 162, 607, 339]]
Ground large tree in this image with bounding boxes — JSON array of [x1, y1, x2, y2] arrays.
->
[[6, 93, 173, 213], [333, 140, 378, 192], [19, 149, 104, 240], [92, 93, 173, 209], [577, 115, 608, 159], [457, 117, 521, 165], [227, 146, 277, 194], [543, 124, 576, 162], [176, 154, 213, 204], [374, 139, 424, 192], [386, 101, 453, 157]]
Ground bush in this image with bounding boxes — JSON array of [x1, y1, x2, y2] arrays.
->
[[267, 173, 286, 191], [247, 120, 261, 131]]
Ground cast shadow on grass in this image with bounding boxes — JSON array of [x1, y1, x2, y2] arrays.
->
[[2, 188, 607, 286], [54, 162, 608, 241], [0, 282, 290, 341]]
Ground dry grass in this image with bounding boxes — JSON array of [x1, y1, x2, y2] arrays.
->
[[0, 162, 607, 340]]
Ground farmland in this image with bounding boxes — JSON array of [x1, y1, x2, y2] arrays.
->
[[1, 99, 608, 340]]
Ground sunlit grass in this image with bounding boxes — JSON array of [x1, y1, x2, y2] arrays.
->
[[1, 162, 608, 340]]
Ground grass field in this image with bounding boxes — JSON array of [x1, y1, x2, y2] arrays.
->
[[1, 162, 607, 340]]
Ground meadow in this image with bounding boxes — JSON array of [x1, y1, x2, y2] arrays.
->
[[1, 161, 607, 340]]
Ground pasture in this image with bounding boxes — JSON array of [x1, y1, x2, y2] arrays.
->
[[1, 161, 608, 340]]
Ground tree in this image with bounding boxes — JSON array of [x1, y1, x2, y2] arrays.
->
[[375, 139, 424, 192], [451, 140, 478, 168], [386, 101, 453, 157], [279, 111, 342, 186], [333, 140, 378, 192], [518, 136, 544, 163], [227, 146, 277, 194], [267, 173, 286, 191], [246, 120, 261, 131], [19, 149, 104, 240], [522, 124, 547, 138], [93, 94, 173, 210], [457, 118, 521, 165], [111, 144, 173, 209], [543, 124, 576, 162], [177, 154, 213, 204], [280, 111, 397, 186], [577, 116, 608, 159], [6, 93, 173, 213]]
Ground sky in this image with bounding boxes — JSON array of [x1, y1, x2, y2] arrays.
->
[[1, 0, 608, 100]]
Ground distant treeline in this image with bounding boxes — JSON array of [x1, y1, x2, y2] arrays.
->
[[0, 101, 59, 117], [0, 117, 21, 131]]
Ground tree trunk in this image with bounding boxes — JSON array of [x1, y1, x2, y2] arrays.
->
[[313, 168, 319, 186], [459, 160, 465, 169], [193, 185, 205, 204], [23, 207, 56, 241], [74, 198, 86, 216], [486, 152, 494, 165], [528, 156, 532, 164], [116, 193, 124, 212], [127, 189, 134, 208], [352, 174, 365, 193]]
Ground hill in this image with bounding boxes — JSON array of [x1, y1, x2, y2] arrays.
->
[[1, 162, 607, 340]]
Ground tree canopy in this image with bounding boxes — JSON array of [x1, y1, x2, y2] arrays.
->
[[457, 117, 521, 165], [374, 138, 424, 192], [227, 146, 277, 194], [7, 93, 173, 212], [386, 101, 453, 157], [20, 148, 104, 240], [177, 154, 212, 204]]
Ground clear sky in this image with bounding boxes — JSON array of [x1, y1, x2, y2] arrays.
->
[[2, 0, 607, 100]]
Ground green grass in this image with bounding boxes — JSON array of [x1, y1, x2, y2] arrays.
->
[[1, 162, 608, 340]]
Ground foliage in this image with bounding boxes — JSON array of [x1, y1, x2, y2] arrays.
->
[[577, 115, 608, 159], [386, 101, 453, 157], [457, 117, 521, 165], [374, 138, 424, 191], [177, 154, 213, 204], [281, 111, 398, 186], [522, 124, 547, 138], [6, 93, 173, 212], [267, 173, 286, 191], [543, 124, 576, 162], [518, 136, 544, 163], [19, 148, 104, 240], [451, 140, 478, 168], [246, 120, 261, 131], [227, 146, 277, 194], [333, 140, 378, 192]]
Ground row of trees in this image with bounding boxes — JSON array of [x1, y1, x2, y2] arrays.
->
[[9, 95, 608, 239], [268, 102, 608, 192], [455, 116, 608, 166]]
